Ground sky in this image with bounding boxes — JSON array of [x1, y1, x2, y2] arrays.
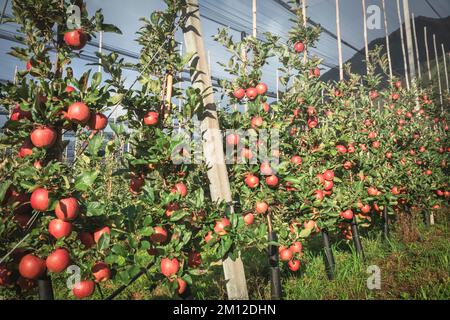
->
[[0, 0, 449, 120]]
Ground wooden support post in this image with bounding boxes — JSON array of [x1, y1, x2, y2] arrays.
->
[[402, 0, 416, 84], [98, 31, 103, 73], [411, 14, 421, 80], [396, 0, 410, 89], [381, 0, 393, 82], [302, 0, 307, 63], [182, 0, 249, 300], [179, 44, 183, 114], [276, 69, 279, 102], [336, 0, 343, 81], [362, 0, 369, 74], [442, 44, 449, 92], [424, 27, 432, 81], [433, 34, 443, 107]]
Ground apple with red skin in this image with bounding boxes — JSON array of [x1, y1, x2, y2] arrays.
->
[[30, 127, 57, 148], [0, 265, 12, 286], [288, 260, 300, 271], [73, 280, 95, 299], [314, 189, 324, 201], [266, 175, 278, 187], [130, 174, 145, 194], [340, 209, 354, 220], [343, 161, 352, 170], [94, 227, 111, 243], [372, 141, 381, 149], [246, 87, 258, 100], [291, 155, 302, 166], [251, 116, 263, 128], [322, 170, 334, 181], [323, 180, 334, 191], [150, 226, 168, 243], [214, 217, 231, 235], [187, 251, 202, 268], [294, 41, 305, 53], [279, 248, 293, 261], [19, 254, 46, 280], [226, 133, 240, 145], [55, 197, 79, 221], [260, 162, 273, 175], [240, 147, 253, 160], [171, 183, 188, 197], [161, 258, 179, 277], [255, 201, 268, 214], [46, 248, 70, 273], [369, 90, 379, 99], [361, 204, 371, 214], [347, 144, 356, 153], [64, 29, 88, 50], [204, 231, 213, 243], [26, 60, 32, 71], [290, 242, 302, 253], [392, 93, 400, 100], [88, 113, 108, 130], [368, 132, 377, 140], [176, 278, 187, 295], [386, 152, 393, 159], [233, 88, 245, 100], [30, 188, 49, 211], [18, 139, 34, 158], [10, 104, 32, 121], [395, 81, 402, 88], [67, 102, 90, 124], [391, 186, 401, 195], [165, 202, 179, 217], [65, 85, 75, 93], [310, 68, 320, 77], [92, 262, 111, 282], [245, 174, 259, 188], [256, 83, 268, 95], [307, 117, 318, 128], [262, 103, 270, 112], [79, 232, 95, 248], [367, 187, 380, 196], [49, 219, 72, 239], [243, 213, 254, 225], [336, 145, 347, 153], [306, 106, 316, 116], [143, 111, 159, 126]]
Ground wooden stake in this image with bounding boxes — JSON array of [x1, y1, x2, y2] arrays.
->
[[441, 44, 449, 91], [411, 14, 421, 80], [252, 0, 257, 38], [381, 0, 393, 81], [276, 69, 279, 102], [362, 0, 369, 74], [179, 44, 183, 113], [336, 0, 343, 81], [98, 31, 103, 73], [424, 27, 432, 81], [302, 0, 307, 63], [402, 0, 416, 84], [183, 0, 249, 300], [396, 0, 409, 89], [433, 34, 443, 107]]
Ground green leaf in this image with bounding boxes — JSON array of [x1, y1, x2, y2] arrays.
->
[[0, 181, 12, 203], [97, 232, 110, 251], [86, 201, 105, 216], [88, 134, 103, 156], [74, 171, 99, 191]]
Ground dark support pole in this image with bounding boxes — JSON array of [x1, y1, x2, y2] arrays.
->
[[382, 207, 389, 240], [350, 216, 365, 262], [268, 231, 282, 300], [38, 274, 54, 300], [423, 209, 430, 227], [322, 229, 335, 280]]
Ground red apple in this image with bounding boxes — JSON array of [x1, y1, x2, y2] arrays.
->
[[30, 127, 57, 148], [64, 29, 88, 50], [72, 280, 95, 299], [160, 258, 179, 277], [214, 217, 231, 236], [55, 197, 79, 221], [49, 219, 72, 239], [19, 254, 46, 280], [143, 111, 159, 126], [67, 102, 90, 124], [92, 262, 110, 282], [46, 248, 70, 273], [30, 188, 49, 211]]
